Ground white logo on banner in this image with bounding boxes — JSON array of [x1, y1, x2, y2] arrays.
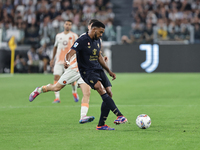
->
[[140, 44, 159, 73]]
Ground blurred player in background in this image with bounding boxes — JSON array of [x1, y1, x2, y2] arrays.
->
[[50, 20, 79, 103]]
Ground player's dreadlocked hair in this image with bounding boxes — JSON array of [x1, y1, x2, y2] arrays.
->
[[91, 21, 105, 29]]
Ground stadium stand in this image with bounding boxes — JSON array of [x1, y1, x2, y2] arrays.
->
[[122, 0, 200, 44], [0, 0, 117, 73], [0, 0, 115, 45]]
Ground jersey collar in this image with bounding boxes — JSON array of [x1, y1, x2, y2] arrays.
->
[[86, 32, 95, 41]]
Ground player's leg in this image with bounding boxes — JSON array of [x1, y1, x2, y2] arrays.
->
[[29, 82, 65, 102], [53, 75, 61, 103], [43, 83, 65, 92], [94, 81, 122, 114], [82, 71, 116, 129], [62, 70, 93, 123], [97, 101, 110, 125], [100, 71, 128, 125], [94, 81, 127, 130], [29, 68, 79, 102], [71, 81, 79, 102], [105, 86, 113, 98], [53, 64, 64, 103], [78, 82, 95, 123], [97, 86, 112, 127], [89, 79, 116, 129], [82, 71, 127, 129], [105, 86, 127, 125], [79, 83, 91, 118], [96, 101, 115, 130]]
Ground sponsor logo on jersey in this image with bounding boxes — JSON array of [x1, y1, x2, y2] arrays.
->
[[88, 42, 91, 48], [93, 49, 97, 55]]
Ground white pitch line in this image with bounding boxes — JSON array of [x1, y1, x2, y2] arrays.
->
[[0, 74, 14, 78], [0, 105, 198, 109]]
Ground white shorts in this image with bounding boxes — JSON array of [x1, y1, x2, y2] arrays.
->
[[58, 68, 85, 85], [53, 64, 65, 76]]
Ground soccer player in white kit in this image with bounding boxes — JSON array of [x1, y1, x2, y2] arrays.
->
[[50, 20, 79, 103], [29, 47, 95, 123]]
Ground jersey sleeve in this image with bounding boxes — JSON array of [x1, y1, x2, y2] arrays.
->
[[54, 34, 58, 47], [71, 38, 82, 52]]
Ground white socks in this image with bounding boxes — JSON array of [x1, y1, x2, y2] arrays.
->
[[71, 83, 77, 93], [54, 91, 60, 99], [81, 106, 88, 119]]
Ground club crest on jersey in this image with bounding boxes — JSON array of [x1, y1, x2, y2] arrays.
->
[[88, 42, 91, 48], [63, 41, 68, 46], [73, 42, 79, 48], [93, 49, 97, 55], [69, 37, 72, 40]]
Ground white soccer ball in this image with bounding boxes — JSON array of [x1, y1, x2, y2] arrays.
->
[[136, 114, 151, 129]]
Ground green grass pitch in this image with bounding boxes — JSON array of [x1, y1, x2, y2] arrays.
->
[[0, 73, 200, 150]]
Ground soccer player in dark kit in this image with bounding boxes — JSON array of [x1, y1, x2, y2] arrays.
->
[[65, 21, 128, 130]]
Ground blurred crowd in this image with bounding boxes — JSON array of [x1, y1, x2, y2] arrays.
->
[[122, 0, 200, 44], [0, 0, 116, 46], [0, 0, 116, 73]]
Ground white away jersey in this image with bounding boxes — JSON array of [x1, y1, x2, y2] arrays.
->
[[54, 31, 78, 64], [68, 53, 78, 72]]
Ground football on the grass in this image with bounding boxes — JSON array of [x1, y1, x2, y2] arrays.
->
[[136, 114, 151, 129]]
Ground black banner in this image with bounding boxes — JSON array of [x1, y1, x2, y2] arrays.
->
[[111, 44, 200, 72]]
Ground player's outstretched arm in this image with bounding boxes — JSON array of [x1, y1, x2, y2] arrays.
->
[[64, 49, 76, 69], [98, 51, 116, 80]]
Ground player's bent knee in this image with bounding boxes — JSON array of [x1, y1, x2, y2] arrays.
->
[[95, 86, 105, 95], [94, 81, 106, 95], [83, 91, 91, 98]]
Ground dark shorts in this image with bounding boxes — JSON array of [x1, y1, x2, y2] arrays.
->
[[81, 69, 112, 89]]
